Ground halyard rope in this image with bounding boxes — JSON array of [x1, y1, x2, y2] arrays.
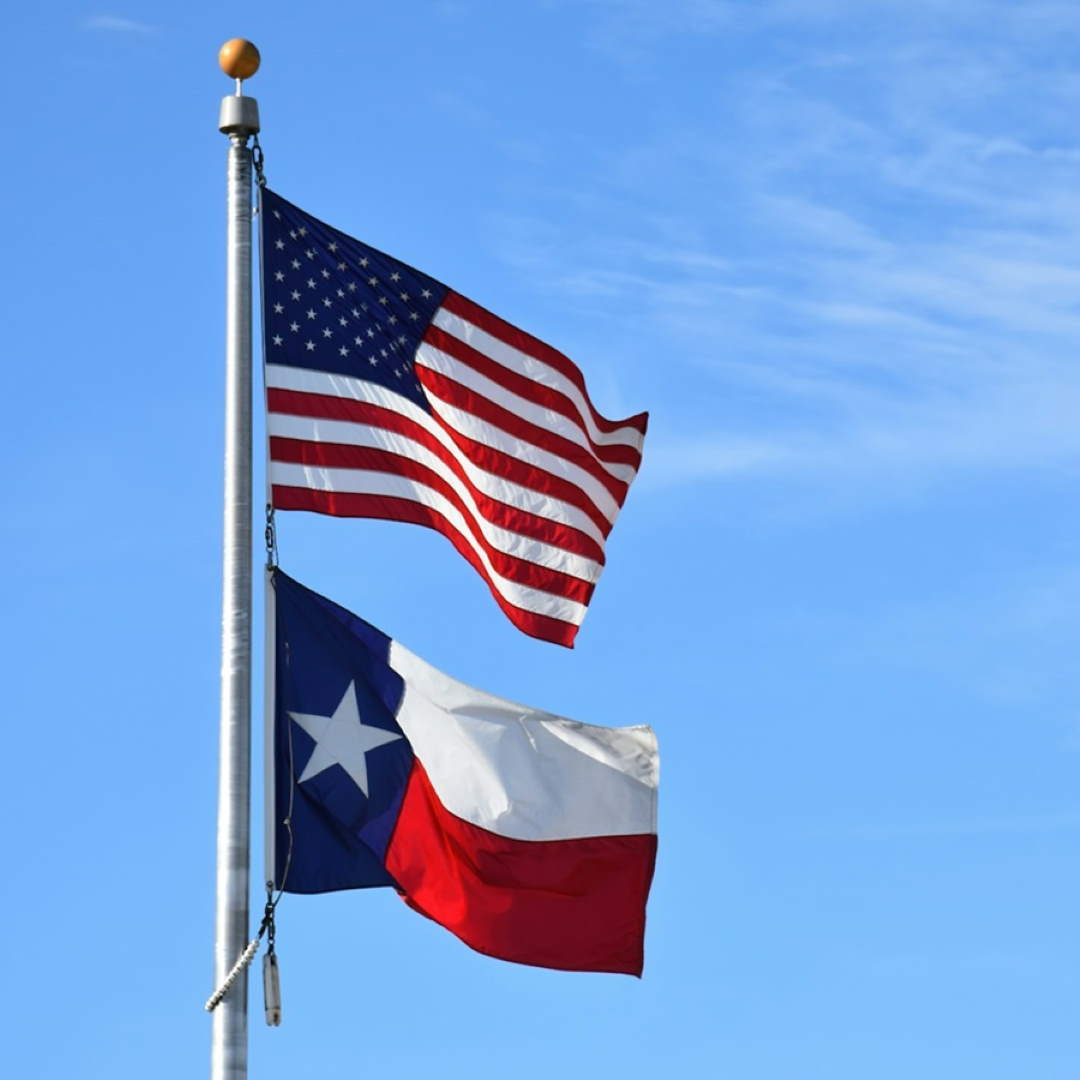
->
[[204, 932, 263, 1012], [204, 578, 296, 1017]]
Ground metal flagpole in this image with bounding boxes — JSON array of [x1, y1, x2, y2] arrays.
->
[[212, 38, 261, 1080]]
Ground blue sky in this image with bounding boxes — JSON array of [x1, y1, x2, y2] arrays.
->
[[3, 2, 1079, 1077]]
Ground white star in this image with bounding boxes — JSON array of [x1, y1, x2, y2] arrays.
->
[[378, 296, 389, 306], [369, 356, 379, 366], [291, 290, 301, 301], [390, 272, 401, 282], [328, 241, 338, 252], [306, 309, 317, 319], [388, 315, 398, 325], [339, 346, 349, 357], [354, 336, 364, 346], [272, 334, 283, 346], [289, 682, 402, 796], [291, 259, 301, 270], [289, 322, 299, 332], [275, 239, 285, 250], [306, 249, 316, 260], [289, 230, 297, 240], [322, 327, 333, 338], [272, 210, 281, 220], [321, 268, 331, 279], [348, 282, 357, 292], [305, 340, 316, 351], [337, 289, 346, 298], [274, 271, 285, 282], [307, 278, 317, 289], [367, 276, 378, 286], [421, 289, 432, 299], [359, 257, 369, 268], [337, 262, 347, 272], [322, 297, 333, 308], [298, 226, 307, 237], [409, 311, 420, 321], [273, 303, 284, 314], [339, 316, 348, 327]]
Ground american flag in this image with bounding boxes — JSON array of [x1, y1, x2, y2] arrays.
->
[[260, 188, 647, 647]]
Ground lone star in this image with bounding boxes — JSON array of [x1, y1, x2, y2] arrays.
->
[[289, 682, 403, 796]]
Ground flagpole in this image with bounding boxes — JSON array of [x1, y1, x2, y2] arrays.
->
[[212, 38, 260, 1080]]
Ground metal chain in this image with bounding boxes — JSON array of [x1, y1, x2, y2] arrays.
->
[[265, 892, 276, 957], [265, 503, 278, 568], [251, 134, 267, 187]]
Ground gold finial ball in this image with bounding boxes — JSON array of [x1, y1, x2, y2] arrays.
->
[[218, 38, 260, 81]]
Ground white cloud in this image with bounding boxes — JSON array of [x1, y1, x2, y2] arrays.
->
[[83, 15, 157, 33], [494, 2, 1080, 492]]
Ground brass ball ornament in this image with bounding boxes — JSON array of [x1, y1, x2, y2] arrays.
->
[[218, 38, 261, 81]]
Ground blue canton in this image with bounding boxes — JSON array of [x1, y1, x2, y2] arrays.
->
[[261, 188, 448, 413], [272, 570, 416, 894]]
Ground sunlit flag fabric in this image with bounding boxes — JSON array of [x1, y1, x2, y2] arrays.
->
[[268, 570, 659, 975], [260, 189, 648, 647]]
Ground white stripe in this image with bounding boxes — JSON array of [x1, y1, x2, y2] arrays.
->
[[432, 307, 646, 454], [268, 414, 603, 583], [267, 364, 621, 524], [269, 361, 429, 414], [420, 386, 623, 523], [266, 402, 608, 552], [390, 639, 658, 842], [416, 342, 639, 484], [271, 462, 589, 625]]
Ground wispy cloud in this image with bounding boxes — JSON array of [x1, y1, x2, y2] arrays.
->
[[847, 812, 1080, 838], [571, 0, 736, 39], [83, 14, 157, 34], [495, 2, 1080, 492]]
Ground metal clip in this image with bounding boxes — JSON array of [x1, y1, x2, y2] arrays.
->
[[262, 884, 281, 1026], [263, 950, 281, 1026]]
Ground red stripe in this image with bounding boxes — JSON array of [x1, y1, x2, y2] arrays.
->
[[267, 387, 614, 539], [427, 414, 614, 538], [268, 390, 605, 563], [385, 760, 656, 975], [417, 367, 630, 505], [440, 291, 649, 439], [270, 439, 594, 603], [272, 486, 580, 647], [271, 434, 605, 566], [422, 325, 642, 471]]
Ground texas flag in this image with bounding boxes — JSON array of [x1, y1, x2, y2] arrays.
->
[[268, 570, 659, 975]]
